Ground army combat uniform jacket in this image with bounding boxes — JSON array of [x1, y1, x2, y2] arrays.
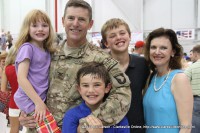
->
[[46, 40, 131, 128]]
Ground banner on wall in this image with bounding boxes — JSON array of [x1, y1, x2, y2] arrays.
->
[[175, 29, 195, 40], [91, 32, 102, 47]]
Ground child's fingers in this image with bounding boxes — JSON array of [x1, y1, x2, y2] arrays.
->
[[34, 112, 39, 122], [39, 110, 46, 123], [39, 114, 42, 123]]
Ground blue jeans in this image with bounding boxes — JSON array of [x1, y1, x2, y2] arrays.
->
[[192, 96, 200, 133]]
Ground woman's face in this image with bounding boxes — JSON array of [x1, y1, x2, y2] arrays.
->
[[0, 58, 6, 67], [149, 36, 175, 69]]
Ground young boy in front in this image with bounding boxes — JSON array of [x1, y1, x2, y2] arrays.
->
[[62, 62, 130, 133]]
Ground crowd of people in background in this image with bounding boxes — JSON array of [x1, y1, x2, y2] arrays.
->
[[0, 0, 199, 133], [0, 29, 13, 52]]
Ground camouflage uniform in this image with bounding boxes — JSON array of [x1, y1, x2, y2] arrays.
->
[[46, 40, 131, 128]]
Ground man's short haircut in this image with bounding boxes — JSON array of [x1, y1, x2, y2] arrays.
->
[[192, 44, 200, 54], [63, 0, 92, 21]]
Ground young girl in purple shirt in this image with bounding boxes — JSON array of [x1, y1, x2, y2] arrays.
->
[[14, 9, 60, 132]]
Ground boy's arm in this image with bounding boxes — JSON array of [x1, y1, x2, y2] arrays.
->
[[62, 110, 79, 133], [93, 58, 131, 125]]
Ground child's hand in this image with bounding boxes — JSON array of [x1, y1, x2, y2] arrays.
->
[[34, 102, 47, 123], [85, 115, 103, 133]]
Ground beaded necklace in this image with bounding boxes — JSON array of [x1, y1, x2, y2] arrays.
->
[[154, 69, 171, 92]]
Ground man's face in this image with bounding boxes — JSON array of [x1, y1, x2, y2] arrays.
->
[[189, 51, 195, 62], [192, 51, 200, 62], [62, 7, 93, 47], [138, 47, 144, 55]]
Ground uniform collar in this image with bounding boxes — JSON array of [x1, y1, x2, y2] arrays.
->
[[58, 39, 90, 58]]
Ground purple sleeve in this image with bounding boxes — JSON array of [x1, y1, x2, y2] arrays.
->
[[15, 43, 33, 71]]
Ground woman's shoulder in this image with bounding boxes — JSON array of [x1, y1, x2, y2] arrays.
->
[[172, 72, 188, 81], [171, 70, 189, 90], [170, 69, 183, 76]]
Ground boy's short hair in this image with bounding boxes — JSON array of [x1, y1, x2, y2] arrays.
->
[[76, 62, 111, 86], [101, 18, 131, 43]]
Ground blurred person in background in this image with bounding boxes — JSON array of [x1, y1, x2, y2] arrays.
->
[[0, 51, 11, 121], [133, 40, 145, 56], [6, 31, 13, 50], [189, 50, 195, 63], [184, 44, 200, 133], [1, 47, 20, 133]]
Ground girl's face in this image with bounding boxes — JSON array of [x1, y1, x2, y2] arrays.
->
[[0, 58, 6, 67], [105, 25, 131, 54], [149, 36, 175, 69], [29, 20, 50, 46]]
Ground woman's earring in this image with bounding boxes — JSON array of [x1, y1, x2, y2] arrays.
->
[[171, 55, 174, 57]]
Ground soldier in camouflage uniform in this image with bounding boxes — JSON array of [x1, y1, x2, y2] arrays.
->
[[19, 0, 131, 132], [48, 40, 131, 128]]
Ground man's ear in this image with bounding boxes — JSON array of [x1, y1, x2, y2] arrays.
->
[[105, 83, 112, 93], [62, 17, 65, 27], [88, 20, 94, 30]]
